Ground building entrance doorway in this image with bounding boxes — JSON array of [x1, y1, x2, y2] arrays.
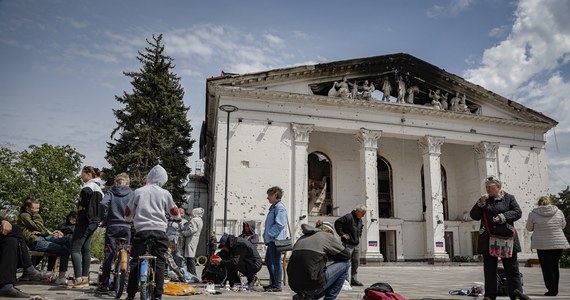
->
[[379, 230, 397, 262], [444, 231, 454, 259]]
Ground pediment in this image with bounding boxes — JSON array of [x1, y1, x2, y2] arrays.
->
[[208, 53, 556, 128]]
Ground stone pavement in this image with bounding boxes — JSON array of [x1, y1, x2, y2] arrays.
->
[[6, 263, 570, 300]]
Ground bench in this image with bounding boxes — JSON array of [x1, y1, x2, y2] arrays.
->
[[28, 250, 60, 280]]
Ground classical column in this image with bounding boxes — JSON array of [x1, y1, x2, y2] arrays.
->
[[418, 135, 449, 262], [355, 128, 383, 262], [473, 142, 499, 194], [291, 123, 314, 239]]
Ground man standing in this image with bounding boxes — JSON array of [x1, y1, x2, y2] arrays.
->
[[262, 186, 287, 292], [288, 221, 351, 300], [334, 204, 366, 286]]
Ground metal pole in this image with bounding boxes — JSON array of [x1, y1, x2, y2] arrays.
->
[[223, 110, 230, 232], [218, 105, 238, 234]]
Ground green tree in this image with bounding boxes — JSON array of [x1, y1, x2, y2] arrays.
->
[[0, 144, 84, 227], [105, 34, 194, 205]]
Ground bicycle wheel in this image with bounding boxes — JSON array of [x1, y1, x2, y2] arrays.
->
[[113, 252, 127, 298], [140, 282, 154, 300]]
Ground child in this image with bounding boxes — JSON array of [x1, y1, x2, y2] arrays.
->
[[124, 165, 180, 300]]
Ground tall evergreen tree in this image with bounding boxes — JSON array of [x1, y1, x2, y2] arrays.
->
[[106, 34, 193, 205]]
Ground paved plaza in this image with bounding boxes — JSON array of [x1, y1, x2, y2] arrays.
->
[[6, 263, 570, 300]]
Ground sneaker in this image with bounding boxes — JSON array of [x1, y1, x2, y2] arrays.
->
[[18, 272, 43, 281], [351, 280, 364, 286], [263, 284, 274, 290], [0, 286, 30, 298], [265, 287, 282, 292], [53, 277, 67, 285], [66, 279, 89, 288], [514, 289, 531, 300]]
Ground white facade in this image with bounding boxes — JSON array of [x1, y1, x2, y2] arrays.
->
[[200, 54, 556, 262]]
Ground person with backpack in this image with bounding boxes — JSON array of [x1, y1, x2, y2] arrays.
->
[[288, 221, 350, 300], [124, 165, 181, 300], [97, 172, 133, 293]]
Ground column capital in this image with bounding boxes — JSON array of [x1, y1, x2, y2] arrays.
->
[[473, 141, 498, 160], [356, 128, 382, 150], [291, 123, 314, 144], [418, 136, 444, 155]]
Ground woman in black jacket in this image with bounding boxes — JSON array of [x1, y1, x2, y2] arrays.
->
[[469, 176, 528, 300]]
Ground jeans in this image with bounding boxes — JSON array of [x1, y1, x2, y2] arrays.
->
[[265, 242, 282, 288], [34, 236, 71, 272], [71, 223, 97, 278], [101, 226, 130, 286], [308, 260, 349, 300]]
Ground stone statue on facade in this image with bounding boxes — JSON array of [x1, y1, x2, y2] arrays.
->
[[457, 93, 470, 113], [428, 89, 442, 110], [396, 76, 406, 103], [361, 80, 375, 101], [450, 91, 461, 112], [381, 75, 392, 102], [405, 85, 419, 104], [328, 76, 352, 99], [440, 92, 449, 110]]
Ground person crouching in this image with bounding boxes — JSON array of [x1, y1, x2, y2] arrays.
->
[[287, 221, 351, 300], [211, 233, 262, 290]]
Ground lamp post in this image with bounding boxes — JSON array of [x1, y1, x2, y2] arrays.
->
[[219, 104, 238, 233]]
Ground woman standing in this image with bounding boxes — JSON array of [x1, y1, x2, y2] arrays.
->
[[181, 207, 203, 276], [66, 166, 103, 287], [526, 196, 570, 296], [469, 176, 528, 300]]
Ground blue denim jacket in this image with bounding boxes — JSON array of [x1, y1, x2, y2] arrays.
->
[[263, 200, 288, 244]]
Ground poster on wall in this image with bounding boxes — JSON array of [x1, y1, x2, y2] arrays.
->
[[368, 241, 378, 247]]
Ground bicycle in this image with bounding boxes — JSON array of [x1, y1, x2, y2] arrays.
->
[[138, 239, 157, 300], [110, 237, 130, 298]]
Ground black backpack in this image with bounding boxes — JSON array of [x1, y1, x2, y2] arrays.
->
[[497, 267, 523, 296], [201, 261, 227, 284]]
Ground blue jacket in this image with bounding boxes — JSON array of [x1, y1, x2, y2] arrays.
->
[[263, 200, 288, 244], [101, 185, 133, 228]]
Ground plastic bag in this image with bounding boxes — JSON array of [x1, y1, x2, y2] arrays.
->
[[163, 282, 196, 296]]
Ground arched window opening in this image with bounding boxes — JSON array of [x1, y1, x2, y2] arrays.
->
[[421, 165, 449, 221], [377, 156, 393, 218], [308, 152, 333, 216]]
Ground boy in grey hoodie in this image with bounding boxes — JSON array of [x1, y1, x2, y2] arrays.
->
[[124, 165, 181, 300]]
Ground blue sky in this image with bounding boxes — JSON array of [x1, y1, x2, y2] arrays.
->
[[1, 0, 569, 194]]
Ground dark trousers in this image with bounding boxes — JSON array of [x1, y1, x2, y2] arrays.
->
[[0, 225, 33, 286], [483, 253, 523, 300], [537, 249, 563, 294], [126, 230, 169, 298], [70, 223, 97, 278], [186, 257, 196, 276], [344, 243, 360, 282], [101, 226, 131, 286]]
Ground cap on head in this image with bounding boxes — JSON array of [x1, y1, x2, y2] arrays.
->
[[320, 221, 335, 233], [218, 233, 229, 248]]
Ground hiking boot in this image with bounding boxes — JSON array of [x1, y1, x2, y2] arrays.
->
[[351, 280, 364, 286], [0, 286, 30, 298]]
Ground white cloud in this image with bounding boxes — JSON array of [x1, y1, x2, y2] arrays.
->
[[264, 33, 284, 48], [427, 0, 474, 18], [488, 25, 509, 39], [463, 0, 570, 193]]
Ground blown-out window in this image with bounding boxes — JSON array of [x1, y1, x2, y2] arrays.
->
[[308, 152, 332, 216]]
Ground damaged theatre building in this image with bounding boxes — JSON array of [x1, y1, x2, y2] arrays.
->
[[199, 53, 557, 262]]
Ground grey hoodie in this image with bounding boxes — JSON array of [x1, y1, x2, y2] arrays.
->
[[526, 205, 570, 250], [125, 165, 180, 232]]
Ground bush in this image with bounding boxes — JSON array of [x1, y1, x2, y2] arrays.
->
[[560, 253, 570, 269], [91, 227, 105, 262], [452, 255, 471, 262]]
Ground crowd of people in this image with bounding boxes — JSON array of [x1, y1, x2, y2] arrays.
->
[[1, 169, 569, 300]]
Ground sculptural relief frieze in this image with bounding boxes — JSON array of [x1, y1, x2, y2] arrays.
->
[[312, 69, 479, 115]]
